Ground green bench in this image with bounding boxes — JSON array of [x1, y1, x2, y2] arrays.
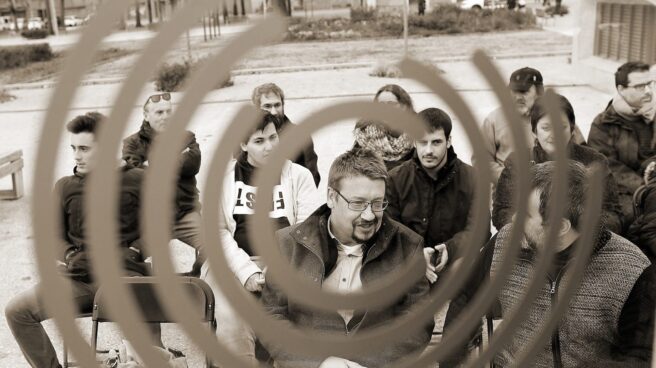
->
[[0, 149, 24, 200]]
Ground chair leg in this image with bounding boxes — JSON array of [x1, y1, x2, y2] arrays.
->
[[63, 339, 68, 368], [91, 321, 99, 354]]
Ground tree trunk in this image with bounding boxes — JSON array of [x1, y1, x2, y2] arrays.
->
[[135, 0, 142, 27], [60, 0, 65, 29], [147, 0, 153, 23], [240, 0, 246, 16], [9, 0, 19, 32]]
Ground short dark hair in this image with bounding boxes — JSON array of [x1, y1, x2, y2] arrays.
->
[[328, 148, 387, 191], [418, 107, 452, 137], [252, 83, 285, 107], [374, 84, 415, 112], [615, 61, 651, 88], [243, 112, 283, 144], [529, 93, 575, 134], [66, 112, 104, 136], [530, 161, 589, 231]]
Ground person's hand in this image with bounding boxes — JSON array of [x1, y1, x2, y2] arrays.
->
[[319, 357, 366, 368], [433, 243, 449, 273], [644, 161, 656, 185], [244, 272, 265, 293], [423, 247, 438, 284]]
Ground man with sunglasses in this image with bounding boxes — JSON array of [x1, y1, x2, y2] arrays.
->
[[261, 148, 433, 368], [122, 92, 205, 276], [251, 83, 321, 187], [588, 61, 656, 229]]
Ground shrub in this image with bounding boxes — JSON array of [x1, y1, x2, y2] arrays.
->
[[0, 88, 16, 103], [0, 43, 54, 70], [351, 7, 376, 22], [369, 59, 443, 78], [21, 29, 48, 39], [545, 4, 568, 16], [155, 60, 233, 92]]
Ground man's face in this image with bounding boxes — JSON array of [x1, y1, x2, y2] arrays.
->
[[259, 92, 284, 116], [240, 122, 279, 168], [327, 176, 385, 245], [618, 70, 653, 108], [144, 99, 172, 133], [415, 128, 451, 171], [511, 85, 538, 116], [70, 132, 97, 174], [534, 113, 572, 156], [521, 189, 547, 251]]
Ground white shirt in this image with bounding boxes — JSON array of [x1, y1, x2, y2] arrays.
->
[[324, 216, 364, 325]]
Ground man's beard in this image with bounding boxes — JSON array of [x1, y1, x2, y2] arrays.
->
[[351, 218, 379, 243]]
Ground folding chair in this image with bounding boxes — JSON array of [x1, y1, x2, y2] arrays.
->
[[91, 276, 216, 367]]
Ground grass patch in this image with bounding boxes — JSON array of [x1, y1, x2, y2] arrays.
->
[[286, 4, 536, 41], [369, 59, 443, 78], [0, 47, 135, 84], [155, 58, 234, 92]]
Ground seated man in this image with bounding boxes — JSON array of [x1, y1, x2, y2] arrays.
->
[[122, 92, 204, 276], [262, 148, 434, 367], [588, 61, 656, 227], [466, 161, 654, 366], [494, 93, 623, 234], [203, 112, 321, 364], [5, 112, 155, 368]]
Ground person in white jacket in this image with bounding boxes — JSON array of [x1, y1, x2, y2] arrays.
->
[[202, 112, 321, 365]]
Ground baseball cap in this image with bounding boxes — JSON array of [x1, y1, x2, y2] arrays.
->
[[509, 67, 543, 92]]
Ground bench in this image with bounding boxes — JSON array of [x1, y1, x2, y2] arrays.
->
[[0, 150, 24, 200]]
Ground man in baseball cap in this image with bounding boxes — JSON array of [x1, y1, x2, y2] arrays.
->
[[476, 66, 585, 196]]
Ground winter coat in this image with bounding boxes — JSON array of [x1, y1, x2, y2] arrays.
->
[[56, 166, 150, 282], [493, 142, 624, 234], [588, 101, 656, 195], [122, 121, 201, 221], [261, 204, 434, 368], [280, 115, 321, 187], [627, 183, 656, 262], [217, 158, 321, 286], [386, 147, 489, 259]]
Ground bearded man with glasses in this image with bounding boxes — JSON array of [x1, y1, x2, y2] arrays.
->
[[261, 148, 434, 368], [122, 92, 205, 276], [589, 61, 656, 229]]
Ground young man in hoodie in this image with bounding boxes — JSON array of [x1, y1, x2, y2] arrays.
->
[[588, 61, 656, 227], [252, 83, 321, 187], [122, 92, 204, 276], [5, 113, 156, 368], [204, 112, 320, 365]]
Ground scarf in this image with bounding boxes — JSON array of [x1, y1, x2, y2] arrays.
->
[[353, 122, 414, 162]]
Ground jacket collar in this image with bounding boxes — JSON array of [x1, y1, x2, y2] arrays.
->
[[291, 204, 398, 273], [139, 120, 156, 142], [598, 99, 645, 128], [532, 141, 577, 163]]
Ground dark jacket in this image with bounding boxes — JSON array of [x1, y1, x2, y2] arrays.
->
[[261, 204, 434, 368], [281, 115, 321, 187], [588, 101, 656, 194], [493, 142, 624, 234], [627, 183, 656, 262], [386, 147, 489, 259], [122, 121, 201, 220], [55, 166, 150, 283]]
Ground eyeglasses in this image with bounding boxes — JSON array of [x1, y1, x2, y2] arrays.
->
[[144, 92, 171, 109], [333, 189, 388, 212], [627, 81, 654, 92]]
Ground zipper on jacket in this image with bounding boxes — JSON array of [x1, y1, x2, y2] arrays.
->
[[548, 268, 565, 368]]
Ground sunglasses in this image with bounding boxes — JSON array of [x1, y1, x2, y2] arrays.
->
[[144, 92, 171, 109]]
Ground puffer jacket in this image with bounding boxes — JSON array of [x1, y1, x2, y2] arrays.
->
[[122, 121, 201, 220], [261, 204, 434, 368], [55, 166, 150, 282], [493, 142, 624, 234], [386, 147, 489, 259], [588, 101, 656, 194]]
